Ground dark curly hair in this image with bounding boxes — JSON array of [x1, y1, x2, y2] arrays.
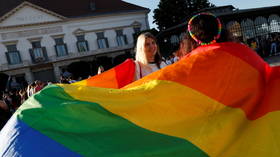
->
[[179, 13, 235, 55]]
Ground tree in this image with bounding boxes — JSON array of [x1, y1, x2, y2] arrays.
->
[[153, 0, 215, 31]]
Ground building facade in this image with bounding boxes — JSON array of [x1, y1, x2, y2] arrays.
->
[[157, 5, 280, 58], [0, 0, 149, 86]]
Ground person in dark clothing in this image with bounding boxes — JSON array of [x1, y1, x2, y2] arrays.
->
[[0, 99, 12, 130]]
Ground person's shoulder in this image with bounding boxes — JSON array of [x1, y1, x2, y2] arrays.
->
[[134, 60, 141, 68]]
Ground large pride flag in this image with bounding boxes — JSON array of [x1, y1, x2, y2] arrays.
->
[[74, 58, 136, 89], [0, 42, 280, 157]]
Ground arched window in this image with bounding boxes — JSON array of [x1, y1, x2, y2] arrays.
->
[[268, 14, 280, 33], [226, 21, 242, 37], [241, 19, 256, 39], [254, 16, 269, 36]]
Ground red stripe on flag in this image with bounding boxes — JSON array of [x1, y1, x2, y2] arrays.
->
[[115, 59, 136, 88]]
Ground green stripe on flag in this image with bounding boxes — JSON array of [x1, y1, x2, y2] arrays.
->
[[18, 85, 208, 157]]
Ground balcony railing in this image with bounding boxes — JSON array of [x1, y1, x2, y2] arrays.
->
[[29, 47, 48, 63]]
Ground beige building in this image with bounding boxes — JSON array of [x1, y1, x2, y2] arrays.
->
[[0, 0, 149, 86]]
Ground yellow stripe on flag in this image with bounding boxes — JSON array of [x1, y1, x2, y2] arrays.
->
[[60, 80, 280, 157]]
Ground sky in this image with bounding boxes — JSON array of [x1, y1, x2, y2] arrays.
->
[[123, 0, 280, 29]]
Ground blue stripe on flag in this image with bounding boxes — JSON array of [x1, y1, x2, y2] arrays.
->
[[0, 115, 81, 157]]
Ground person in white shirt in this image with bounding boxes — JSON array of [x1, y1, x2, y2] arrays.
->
[[134, 32, 167, 80], [97, 65, 105, 74]]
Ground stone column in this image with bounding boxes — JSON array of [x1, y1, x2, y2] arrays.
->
[[24, 68, 34, 84], [53, 63, 61, 82]]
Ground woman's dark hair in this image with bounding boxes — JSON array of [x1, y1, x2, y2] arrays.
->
[[181, 13, 235, 54]]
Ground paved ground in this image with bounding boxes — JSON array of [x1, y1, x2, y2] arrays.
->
[[264, 55, 280, 67]]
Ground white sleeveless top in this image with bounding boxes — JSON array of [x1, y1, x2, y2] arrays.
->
[[135, 61, 167, 80]]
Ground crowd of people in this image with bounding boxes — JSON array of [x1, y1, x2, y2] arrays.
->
[[0, 80, 43, 128], [0, 75, 86, 129], [248, 34, 280, 57]]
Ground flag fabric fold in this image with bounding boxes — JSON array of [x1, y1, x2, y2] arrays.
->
[[73, 59, 135, 89], [0, 42, 280, 157]]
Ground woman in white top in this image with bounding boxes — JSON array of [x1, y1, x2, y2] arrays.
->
[[134, 32, 167, 80]]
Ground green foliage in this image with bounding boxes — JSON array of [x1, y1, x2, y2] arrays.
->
[[153, 0, 215, 31]]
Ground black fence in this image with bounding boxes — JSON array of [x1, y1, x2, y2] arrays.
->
[[157, 12, 280, 58]]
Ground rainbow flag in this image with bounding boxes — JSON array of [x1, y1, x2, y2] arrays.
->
[[74, 59, 135, 89], [0, 42, 280, 157]]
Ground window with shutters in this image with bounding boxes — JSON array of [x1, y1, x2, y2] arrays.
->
[[96, 32, 109, 49], [54, 37, 68, 57], [76, 35, 89, 52], [5, 44, 22, 65], [116, 29, 127, 46]]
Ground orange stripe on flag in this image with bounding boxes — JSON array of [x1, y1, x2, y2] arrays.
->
[[74, 59, 135, 89], [125, 42, 280, 120], [86, 68, 119, 88]]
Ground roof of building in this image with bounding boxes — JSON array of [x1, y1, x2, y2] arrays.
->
[[158, 4, 280, 37], [0, 0, 150, 18], [192, 4, 280, 18], [199, 5, 235, 13], [217, 5, 280, 17]]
